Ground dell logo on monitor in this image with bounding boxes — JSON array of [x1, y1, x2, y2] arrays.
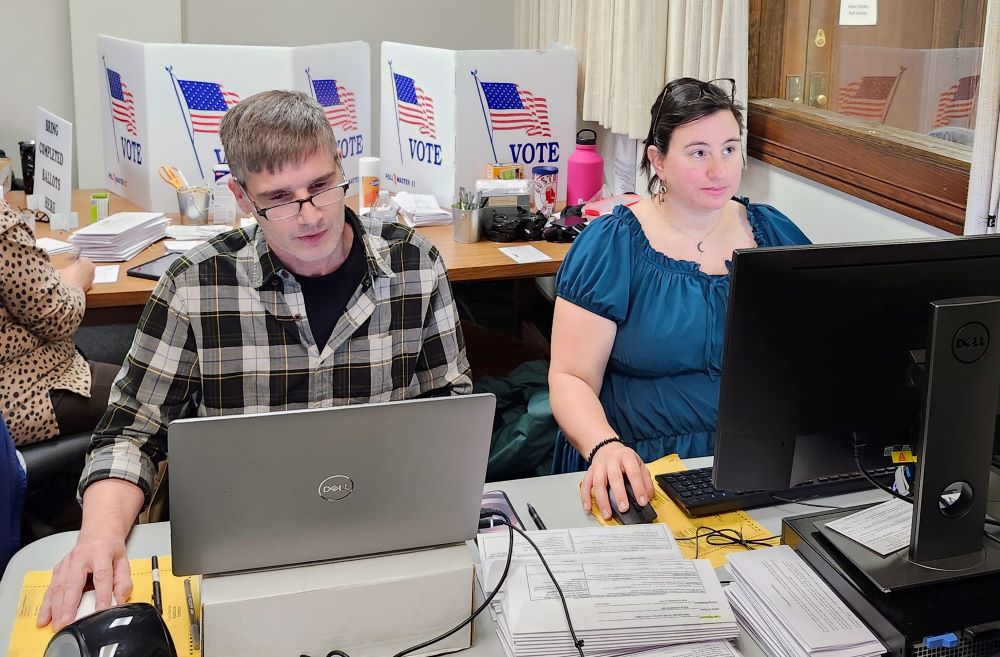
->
[[952, 322, 989, 364], [318, 475, 354, 501]]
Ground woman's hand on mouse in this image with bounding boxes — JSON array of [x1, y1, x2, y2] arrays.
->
[[581, 442, 654, 520]]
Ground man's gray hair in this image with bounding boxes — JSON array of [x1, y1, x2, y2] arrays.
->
[[219, 90, 342, 182]]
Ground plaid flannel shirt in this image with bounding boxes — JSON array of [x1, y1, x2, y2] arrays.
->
[[80, 209, 471, 501]]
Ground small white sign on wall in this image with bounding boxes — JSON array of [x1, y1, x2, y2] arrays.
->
[[34, 107, 73, 216], [839, 0, 877, 26]]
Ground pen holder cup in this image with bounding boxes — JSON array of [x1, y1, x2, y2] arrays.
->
[[176, 185, 212, 225], [452, 207, 481, 244]]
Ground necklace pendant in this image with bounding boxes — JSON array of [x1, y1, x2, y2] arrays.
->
[[696, 241, 705, 253]]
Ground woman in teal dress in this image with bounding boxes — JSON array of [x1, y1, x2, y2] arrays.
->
[[548, 78, 810, 521]]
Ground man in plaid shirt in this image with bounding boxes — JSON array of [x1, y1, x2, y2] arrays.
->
[[39, 90, 471, 629]]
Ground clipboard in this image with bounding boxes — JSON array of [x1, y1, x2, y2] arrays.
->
[[127, 253, 183, 281]]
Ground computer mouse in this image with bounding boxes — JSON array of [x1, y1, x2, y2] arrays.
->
[[607, 479, 658, 525], [75, 590, 118, 621]]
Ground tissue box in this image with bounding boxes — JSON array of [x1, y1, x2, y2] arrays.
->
[[476, 179, 530, 217], [201, 545, 475, 657]]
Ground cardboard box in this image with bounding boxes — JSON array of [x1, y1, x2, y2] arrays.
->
[[98, 36, 371, 214], [201, 545, 475, 657], [380, 42, 576, 208]]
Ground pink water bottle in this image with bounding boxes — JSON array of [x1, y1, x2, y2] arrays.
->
[[565, 129, 603, 206]]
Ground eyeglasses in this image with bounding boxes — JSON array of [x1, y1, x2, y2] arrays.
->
[[18, 207, 49, 223], [239, 180, 350, 222], [654, 77, 738, 127]]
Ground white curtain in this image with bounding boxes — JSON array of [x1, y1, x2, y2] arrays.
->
[[965, 0, 1000, 235], [515, 0, 748, 141]]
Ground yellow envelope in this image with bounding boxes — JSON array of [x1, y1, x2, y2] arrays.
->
[[8, 555, 200, 657], [589, 453, 779, 567]]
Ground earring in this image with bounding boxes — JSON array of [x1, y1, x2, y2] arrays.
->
[[656, 178, 667, 203]]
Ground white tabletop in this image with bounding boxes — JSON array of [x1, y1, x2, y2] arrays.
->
[[0, 458, 890, 653]]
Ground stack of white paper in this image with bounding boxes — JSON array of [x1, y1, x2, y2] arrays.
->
[[725, 546, 885, 657], [393, 192, 452, 227], [69, 212, 168, 261], [35, 237, 74, 255], [478, 525, 740, 657]]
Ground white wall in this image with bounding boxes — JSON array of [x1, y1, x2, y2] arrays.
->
[[739, 159, 951, 243], [0, 0, 76, 183], [0, 0, 514, 188], [181, 0, 516, 156]]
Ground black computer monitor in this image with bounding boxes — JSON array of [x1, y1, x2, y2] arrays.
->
[[713, 235, 1000, 585]]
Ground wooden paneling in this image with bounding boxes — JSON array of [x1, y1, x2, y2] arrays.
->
[[748, 100, 971, 234], [749, 0, 786, 99]]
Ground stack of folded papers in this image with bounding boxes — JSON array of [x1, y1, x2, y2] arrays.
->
[[35, 237, 74, 255], [393, 192, 452, 227], [477, 525, 740, 657], [69, 212, 168, 261], [725, 546, 885, 657]]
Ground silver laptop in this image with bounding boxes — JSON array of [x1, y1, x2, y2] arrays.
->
[[168, 393, 496, 576]]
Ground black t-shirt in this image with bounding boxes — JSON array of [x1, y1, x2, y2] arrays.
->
[[292, 220, 367, 350]]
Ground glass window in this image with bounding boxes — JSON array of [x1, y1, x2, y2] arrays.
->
[[777, 0, 986, 150]]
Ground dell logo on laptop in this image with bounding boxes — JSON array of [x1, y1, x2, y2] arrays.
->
[[318, 475, 354, 501], [952, 322, 989, 364]]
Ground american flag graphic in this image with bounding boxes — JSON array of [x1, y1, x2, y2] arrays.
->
[[178, 79, 240, 134], [393, 73, 435, 139], [481, 81, 551, 137], [312, 79, 358, 132], [934, 75, 979, 128], [107, 68, 137, 136], [837, 75, 898, 121]]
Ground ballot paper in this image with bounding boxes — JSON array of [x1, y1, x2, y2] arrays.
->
[[35, 237, 73, 255], [823, 499, 912, 556], [478, 525, 737, 657], [93, 265, 120, 284], [725, 546, 885, 657], [68, 212, 168, 261], [394, 192, 452, 227], [499, 245, 552, 264], [163, 240, 206, 253], [478, 524, 682, 593]]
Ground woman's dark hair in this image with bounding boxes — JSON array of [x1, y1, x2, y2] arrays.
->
[[639, 77, 745, 194]]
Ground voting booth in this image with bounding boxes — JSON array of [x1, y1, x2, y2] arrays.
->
[[97, 36, 372, 213], [379, 42, 577, 207]]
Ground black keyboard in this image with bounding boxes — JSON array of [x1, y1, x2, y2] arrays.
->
[[655, 466, 898, 517]]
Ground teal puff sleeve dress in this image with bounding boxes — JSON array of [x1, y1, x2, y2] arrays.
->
[[552, 197, 811, 473]]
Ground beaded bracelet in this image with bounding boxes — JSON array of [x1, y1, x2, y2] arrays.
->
[[587, 436, 624, 463]]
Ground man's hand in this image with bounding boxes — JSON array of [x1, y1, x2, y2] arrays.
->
[[36, 479, 144, 630], [37, 534, 132, 630], [580, 442, 655, 520]]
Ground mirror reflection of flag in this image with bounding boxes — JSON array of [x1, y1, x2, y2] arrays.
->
[[836, 70, 905, 124], [178, 79, 240, 134], [934, 75, 979, 128], [312, 79, 358, 132], [480, 81, 551, 137], [393, 73, 436, 139], [107, 68, 137, 136]]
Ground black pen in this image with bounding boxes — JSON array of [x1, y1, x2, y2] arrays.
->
[[151, 555, 163, 614], [527, 503, 547, 530], [184, 578, 201, 650]]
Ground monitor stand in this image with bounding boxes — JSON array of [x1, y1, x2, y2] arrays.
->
[[809, 297, 1000, 592]]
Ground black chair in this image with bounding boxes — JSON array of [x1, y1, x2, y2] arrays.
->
[[18, 431, 92, 541]]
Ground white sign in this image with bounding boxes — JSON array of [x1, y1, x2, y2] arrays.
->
[[34, 107, 73, 216], [99, 36, 371, 213], [839, 0, 877, 26]]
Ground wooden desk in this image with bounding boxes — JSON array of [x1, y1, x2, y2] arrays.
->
[[4, 189, 569, 322]]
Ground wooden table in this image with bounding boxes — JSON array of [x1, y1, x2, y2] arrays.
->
[[5, 189, 570, 323]]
